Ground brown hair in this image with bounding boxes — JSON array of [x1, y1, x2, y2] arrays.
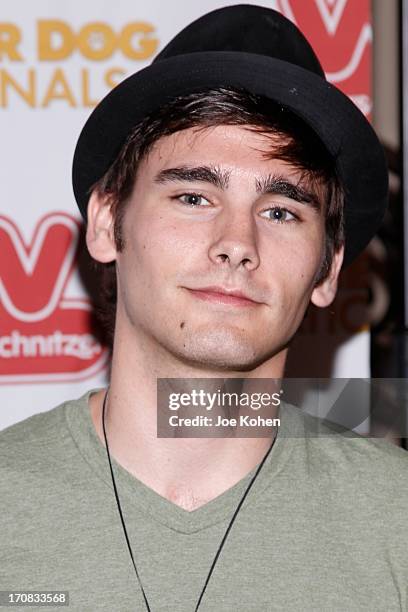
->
[[90, 86, 345, 342]]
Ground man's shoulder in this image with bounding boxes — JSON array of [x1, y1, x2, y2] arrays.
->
[[283, 402, 408, 478], [0, 398, 72, 449], [281, 403, 408, 540], [0, 391, 92, 472], [0, 402, 66, 444]]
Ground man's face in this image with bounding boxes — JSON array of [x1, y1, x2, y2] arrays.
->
[[90, 124, 342, 371]]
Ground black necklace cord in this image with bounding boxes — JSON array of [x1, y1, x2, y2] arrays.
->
[[101, 388, 277, 612], [193, 433, 275, 612], [102, 390, 152, 611]]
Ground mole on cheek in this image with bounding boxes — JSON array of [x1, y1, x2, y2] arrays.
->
[[180, 321, 185, 329]]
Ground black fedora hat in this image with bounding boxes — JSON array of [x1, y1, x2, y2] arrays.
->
[[72, 3, 388, 267]]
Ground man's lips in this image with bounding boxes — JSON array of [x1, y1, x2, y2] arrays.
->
[[184, 286, 261, 307]]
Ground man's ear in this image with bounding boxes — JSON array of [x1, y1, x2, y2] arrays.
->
[[86, 190, 117, 263], [311, 244, 344, 308]]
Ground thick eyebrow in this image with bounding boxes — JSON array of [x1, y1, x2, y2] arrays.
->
[[153, 165, 230, 190], [153, 164, 321, 211], [255, 173, 322, 211]]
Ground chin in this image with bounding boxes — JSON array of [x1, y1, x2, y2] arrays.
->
[[169, 329, 271, 372], [175, 350, 262, 372]]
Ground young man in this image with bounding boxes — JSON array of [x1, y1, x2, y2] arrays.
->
[[1, 5, 407, 612]]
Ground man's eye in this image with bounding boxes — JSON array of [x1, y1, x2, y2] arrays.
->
[[177, 193, 210, 207], [261, 207, 298, 223]]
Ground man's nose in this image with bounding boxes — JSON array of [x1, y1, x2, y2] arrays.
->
[[207, 208, 260, 270]]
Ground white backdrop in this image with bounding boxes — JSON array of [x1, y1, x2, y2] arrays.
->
[[0, 0, 372, 429]]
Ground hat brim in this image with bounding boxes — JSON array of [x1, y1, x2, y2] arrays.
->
[[72, 51, 388, 267]]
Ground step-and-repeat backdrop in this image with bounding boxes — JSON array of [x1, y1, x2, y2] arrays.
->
[[0, 0, 373, 428]]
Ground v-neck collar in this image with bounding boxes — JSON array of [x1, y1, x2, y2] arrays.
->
[[65, 389, 299, 534]]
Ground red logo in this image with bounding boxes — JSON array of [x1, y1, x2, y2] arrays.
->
[[276, 0, 372, 117], [0, 213, 109, 383]]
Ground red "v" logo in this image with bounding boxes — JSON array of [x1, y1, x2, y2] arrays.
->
[[0, 213, 79, 322], [0, 213, 109, 384], [276, 0, 372, 117]]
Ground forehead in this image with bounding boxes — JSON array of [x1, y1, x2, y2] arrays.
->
[[138, 124, 304, 181]]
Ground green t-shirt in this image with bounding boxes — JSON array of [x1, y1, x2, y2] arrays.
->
[[1, 389, 407, 612]]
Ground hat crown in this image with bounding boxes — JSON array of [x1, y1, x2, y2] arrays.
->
[[154, 4, 325, 78]]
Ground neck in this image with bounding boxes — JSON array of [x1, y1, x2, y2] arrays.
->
[[90, 322, 286, 511]]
